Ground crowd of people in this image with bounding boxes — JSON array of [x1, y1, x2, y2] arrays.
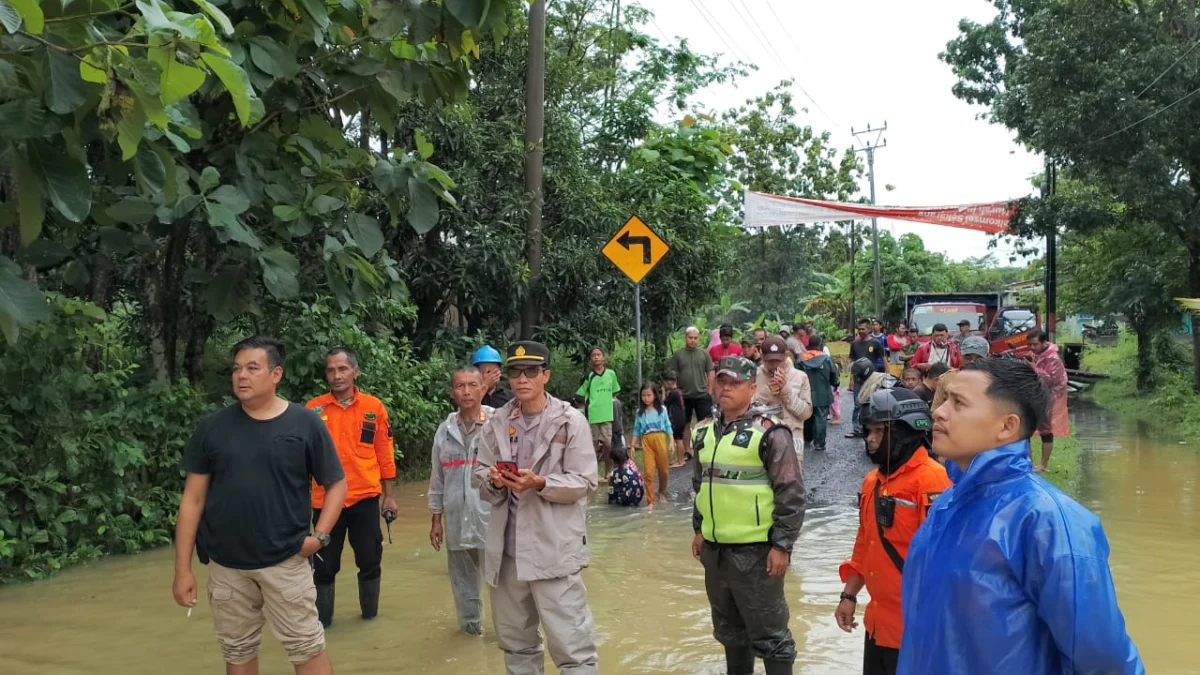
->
[[170, 317, 1138, 675]]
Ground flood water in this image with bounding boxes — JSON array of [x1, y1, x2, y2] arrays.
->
[[1, 402, 1198, 674]]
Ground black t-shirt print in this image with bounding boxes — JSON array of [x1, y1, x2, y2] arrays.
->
[[180, 403, 344, 570]]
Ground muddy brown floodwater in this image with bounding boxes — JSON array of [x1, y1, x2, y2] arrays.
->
[[0, 402, 1197, 674]]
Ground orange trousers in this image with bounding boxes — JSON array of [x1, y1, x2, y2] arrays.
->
[[642, 431, 671, 505]]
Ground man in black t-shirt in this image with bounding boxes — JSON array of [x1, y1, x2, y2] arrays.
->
[[173, 336, 347, 675]]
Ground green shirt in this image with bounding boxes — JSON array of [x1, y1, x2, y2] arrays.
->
[[668, 347, 714, 397], [576, 368, 620, 424]]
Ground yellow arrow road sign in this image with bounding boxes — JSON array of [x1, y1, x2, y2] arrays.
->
[[602, 216, 669, 284]]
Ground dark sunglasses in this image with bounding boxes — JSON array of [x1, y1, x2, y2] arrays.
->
[[507, 365, 544, 380]]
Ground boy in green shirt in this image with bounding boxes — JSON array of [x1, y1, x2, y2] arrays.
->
[[577, 346, 621, 481]]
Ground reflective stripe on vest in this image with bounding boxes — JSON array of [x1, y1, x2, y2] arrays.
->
[[694, 420, 775, 544]]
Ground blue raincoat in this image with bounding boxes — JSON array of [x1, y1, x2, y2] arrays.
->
[[898, 440, 1144, 675]]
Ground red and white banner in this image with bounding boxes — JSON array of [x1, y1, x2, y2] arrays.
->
[[743, 190, 1017, 235]]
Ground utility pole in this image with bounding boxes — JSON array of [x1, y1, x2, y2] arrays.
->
[[852, 122, 887, 322], [1043, 159, 1058, 343], [519, 0, 547, 340]]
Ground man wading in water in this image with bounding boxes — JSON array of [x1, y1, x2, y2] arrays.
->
[[428, 367, 493, 635], [174, 337, 347, 675], [692, 355, 806, 675], [307, 347, 398, 627], [475, 341, 599, 674]]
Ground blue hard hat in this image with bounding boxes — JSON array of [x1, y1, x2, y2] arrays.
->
[[472, 345, 503, 366]]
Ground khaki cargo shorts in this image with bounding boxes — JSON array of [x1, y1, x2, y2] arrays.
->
[[207, 553, 325, 665]]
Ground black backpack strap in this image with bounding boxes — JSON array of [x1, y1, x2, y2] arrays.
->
[[873, 479, 906, 573]]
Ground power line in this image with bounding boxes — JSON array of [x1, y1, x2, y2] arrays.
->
[[720, 0, 840, 128], [1096, 81, 1200, 142], [1134, 35, 1200, 101], [688, 0, 754, 65], [764, 0, 806, 60]]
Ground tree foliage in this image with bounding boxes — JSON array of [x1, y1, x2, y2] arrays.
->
[[943, 0, 1200, 388]]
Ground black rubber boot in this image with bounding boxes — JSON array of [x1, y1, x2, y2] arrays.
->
[[724, 646, 755, 675], [358, 578, 380, 620], [315, 583, 335, 628], [763, 659, 794, 675]]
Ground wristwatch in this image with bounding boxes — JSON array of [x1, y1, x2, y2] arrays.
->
[[313, 531, 331, 549], [840, 592, 858, 604]]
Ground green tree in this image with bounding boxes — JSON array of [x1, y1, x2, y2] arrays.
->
[[0, 0, 516, 378], [942, 0, 1200, 389]]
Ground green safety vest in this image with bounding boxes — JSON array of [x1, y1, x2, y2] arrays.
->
[[693, 419, 775, 544]]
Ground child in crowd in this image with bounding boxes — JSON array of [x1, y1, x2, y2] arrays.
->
[[633, 384, 673, 506], [662, 371, 687, 467], [901, 367, 923, 391], [607, 445, 645, 507]]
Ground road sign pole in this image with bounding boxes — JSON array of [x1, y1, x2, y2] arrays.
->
[[635, 283, 643, 390]]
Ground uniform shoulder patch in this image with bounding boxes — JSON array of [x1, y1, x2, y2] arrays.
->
[[692, 426, 709, 451], [312, 405, 324, 415], [732, 430, 752, 448], [364, 411, 377, 420]]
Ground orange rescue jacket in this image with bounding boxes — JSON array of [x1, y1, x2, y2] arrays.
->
[[839, 447, 952, 649], [307, 389, 397, 509]]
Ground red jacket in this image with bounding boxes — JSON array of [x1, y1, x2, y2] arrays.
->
[[910, 341, 961, 371]]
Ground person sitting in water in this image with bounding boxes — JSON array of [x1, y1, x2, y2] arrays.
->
[[607, 445, 645, 507]]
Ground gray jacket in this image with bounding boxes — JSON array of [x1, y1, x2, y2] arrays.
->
[[428, 407, 494, 551], [473, 395, 598, 586]]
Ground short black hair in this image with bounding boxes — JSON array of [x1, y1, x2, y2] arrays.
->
[[753, 327, 767, 336], [932, 323, 948, 333], [662, 369, 678, 381], [611, 444, 629, 465], [858, 318, 870, 327], [233, 336, 285, 369], [719, 324, 734, 337], [926, 362, 951, 378], [326, 346, 358, 368], [1030, 330, 1050, 343], [962, 357, 1049, 439], [807, 334, 824, 351]]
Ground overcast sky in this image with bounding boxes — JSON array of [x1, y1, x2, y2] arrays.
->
[[637, 0, 1044, 265]]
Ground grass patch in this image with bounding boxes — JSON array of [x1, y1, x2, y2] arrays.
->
[[1082, 333, 1200, 441], [1033, 432, 1081, 492]]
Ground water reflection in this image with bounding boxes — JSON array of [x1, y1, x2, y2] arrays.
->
[[0, 405, 1197, 673]]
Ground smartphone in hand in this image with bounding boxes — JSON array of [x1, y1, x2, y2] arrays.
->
[[496, 461, 519, 474]]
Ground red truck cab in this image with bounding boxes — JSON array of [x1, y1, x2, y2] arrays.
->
[[905, 293, 1041, 358]]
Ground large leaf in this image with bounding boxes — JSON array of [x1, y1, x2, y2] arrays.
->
[[0, 99, 50, 141], [406, 177, 439, 233], [347, 212, 384, 257], [29, 141, 90, 223], [200, 53, 255, 125], [259, 247, 300, 299], [273, 205, 302, 222], [0, 2, 20, 33], [372, 159, 403, 195], [105, 198, 156, 225], [209, 185, 250, 214], [414, 129, 434, 159], [0, 256, 49, 343], [199, 166, 221, 193], [194, 0, 233, 36], [206, 202, 263, 249], [446, 0, 489, 28], [116, 105, 147, 160], [297, 0, 330, 30], [249, 36, 299, 79], [310, 194, 345, 215], [13, 151, 43, 245], [160, 60, 207, 105], [43, 48, 86, 115], [7, 0, 41, 34]]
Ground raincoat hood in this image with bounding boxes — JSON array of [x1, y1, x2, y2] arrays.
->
[[942, 439, 1031, 491], [799, 350, 829, 365], [898, 439, 1144, 675]]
